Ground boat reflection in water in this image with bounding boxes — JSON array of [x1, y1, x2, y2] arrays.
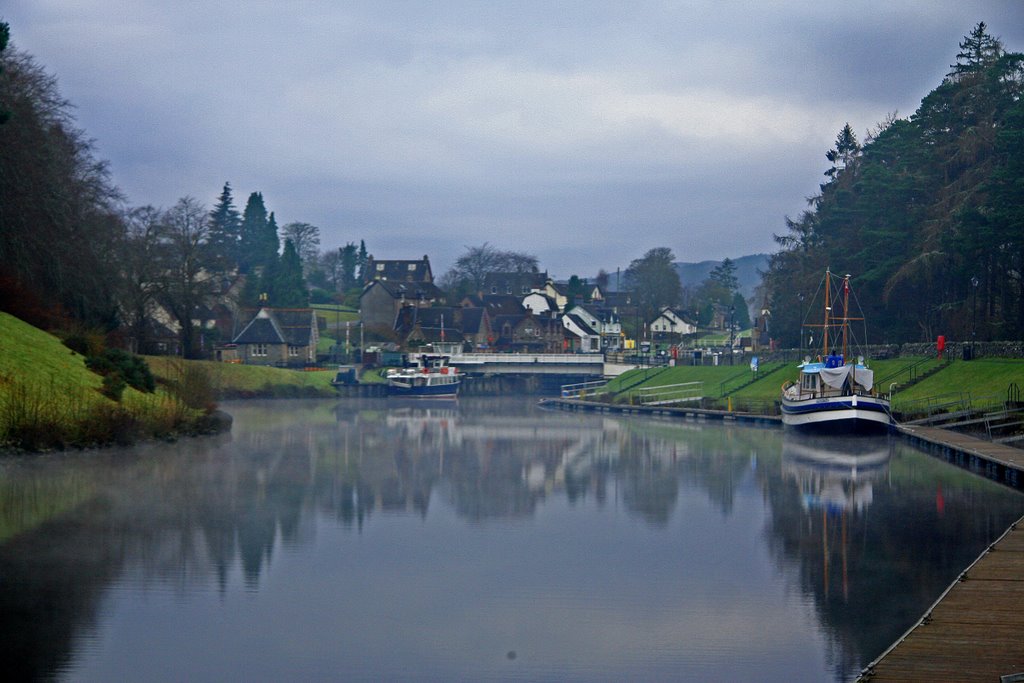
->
[[781, 433, 894, 606], [782, 433, 893, 514]]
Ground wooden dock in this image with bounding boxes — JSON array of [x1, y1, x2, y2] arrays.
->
[[858, 512, 1024, 682], [860, 425, 1024, 682], [897, 424, 1024, 489]]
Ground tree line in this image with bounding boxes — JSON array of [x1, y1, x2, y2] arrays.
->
[[1, 18, 752, 358], [764, 23, 1024, 346]]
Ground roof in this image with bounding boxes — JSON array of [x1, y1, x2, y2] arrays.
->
[[362, 279, 447, 302], [364, 255, 432, 284], [233, 308, 315, 346], [480, 294, 526, 316], [565, 313, 600, 336], [459, 307, 487, 335]]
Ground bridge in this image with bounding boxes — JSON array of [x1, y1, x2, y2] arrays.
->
[[448, 353, 607, 377]]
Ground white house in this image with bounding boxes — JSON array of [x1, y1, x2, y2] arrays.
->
[[562, 310, 601, 353], [650, 308, 697, 336], [522, 291, 558, 316]]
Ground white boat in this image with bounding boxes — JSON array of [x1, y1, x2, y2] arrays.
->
[[780, 270, 892, 434], [385, 354, 462, 399]]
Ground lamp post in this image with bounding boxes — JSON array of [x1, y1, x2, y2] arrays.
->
[[971, 276, 979, 359], [729, 305, 735, 365], [797, 293, 804, 356]]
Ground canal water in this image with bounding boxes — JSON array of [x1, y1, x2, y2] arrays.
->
[[2, 397, 1022, 682]]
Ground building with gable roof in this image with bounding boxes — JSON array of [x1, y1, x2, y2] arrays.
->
[[230, 307, 319, 366]]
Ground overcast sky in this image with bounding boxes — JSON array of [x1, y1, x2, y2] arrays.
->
[[5, 2, 1023, 279]]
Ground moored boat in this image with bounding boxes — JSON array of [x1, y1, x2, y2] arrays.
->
[[780, 270, 892, 434], [386, 354, 462, 398]]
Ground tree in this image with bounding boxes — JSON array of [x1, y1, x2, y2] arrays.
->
[[623, 247, 682, 321], [116, 205, 164, 353], [281, 221, 320, 267], [206, 182, 241, 270], [356, 240, 369, 283], [262, 239, 308, 307], [339, 242, 358, 291], [154, 197, 217, 358], [824, 123, 861, 180], [709, 258, 739, 293], [949, 22, 1003, 77], [440, 242, 539, 297], [238, 192, 278, 273], [0, 39, 122, 328], [0, 21, 10, 124]]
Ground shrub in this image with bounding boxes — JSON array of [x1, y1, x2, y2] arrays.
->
[[85, 348, 156, 395]]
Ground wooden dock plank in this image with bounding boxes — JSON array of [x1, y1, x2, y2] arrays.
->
[[859, 517, 1024, 682]]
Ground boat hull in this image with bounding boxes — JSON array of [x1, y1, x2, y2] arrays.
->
[[780, 394, 891, 434], [386, 379, 460, 398]]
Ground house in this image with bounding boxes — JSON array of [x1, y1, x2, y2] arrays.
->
[[650, 308, 697, 337], [522, 291, 559, 316], [229, 307, 319, 367], [360, 279, 447, 331], [458, 307, 492, 351], [489, 312, 564, 353], [363, 255, 434, 285], [562, 312, 601, 353]]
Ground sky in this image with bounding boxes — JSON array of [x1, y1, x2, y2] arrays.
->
[[4, 1, 1024, 279]]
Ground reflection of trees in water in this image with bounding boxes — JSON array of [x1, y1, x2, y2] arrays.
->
[[4, 399, 1020, 682], [761, 435, 1024, 682]]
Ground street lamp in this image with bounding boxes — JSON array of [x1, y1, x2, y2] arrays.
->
[[729, 305, 735, 365], [971, 275, 979, 359], [798, 293, 804, 355]]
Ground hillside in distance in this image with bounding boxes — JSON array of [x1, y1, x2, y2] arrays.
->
[[674, 254, 768, 302], [602, 253, 768, 302]]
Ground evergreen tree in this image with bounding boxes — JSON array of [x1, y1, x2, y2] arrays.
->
[[339, 242, 358, 291], [824, 123, 861, 180], [264, 239, 308, 307], [238, 191, 268, 273], [356, 240, 368, 282], [0, 21, 10, 125], [206, 182, 241, 270], [950, 22, 1003, 77], [709, 258, 739, 293]]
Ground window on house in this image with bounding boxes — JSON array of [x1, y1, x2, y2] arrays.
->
[[491, 286, 497, 294], [288, 345, 300, 357], [408, 263, 416, 271], [252, 343, 268, 357], [377, 263, 385, 271]]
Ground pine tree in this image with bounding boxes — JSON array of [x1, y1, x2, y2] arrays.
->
[[950, 22, 1003, 77], [340, 243, 358, 291], [238, 191, 268, 273], [266, 239, 308, 307], [206, 182, 241, 270], [356, 240, 368, 283]]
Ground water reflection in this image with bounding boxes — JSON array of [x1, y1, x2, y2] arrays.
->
[[0, 398, 1021, 682]]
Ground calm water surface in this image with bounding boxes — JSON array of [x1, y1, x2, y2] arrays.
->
[[2, 397, 1023, 682]]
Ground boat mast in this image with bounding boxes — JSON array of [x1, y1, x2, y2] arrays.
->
[[842, 274, 850, 360], [823, 268, 831, 357]]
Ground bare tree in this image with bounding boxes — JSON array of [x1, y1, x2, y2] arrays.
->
[[281, 221, 321, 267], [155, 197, 216, 358]]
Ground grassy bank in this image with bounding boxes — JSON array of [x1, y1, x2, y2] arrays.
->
[[601, 355, 1024, 416], [0, 313, 215, 451], [144, 357, 339, 398]]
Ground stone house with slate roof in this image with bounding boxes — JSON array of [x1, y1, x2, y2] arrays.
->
[[230, 307, 319, 367], [363, 255, 433, 285]]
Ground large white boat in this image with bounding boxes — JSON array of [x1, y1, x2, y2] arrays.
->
[[780, 270, 892, 434], [385, 354, 462, 399]]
